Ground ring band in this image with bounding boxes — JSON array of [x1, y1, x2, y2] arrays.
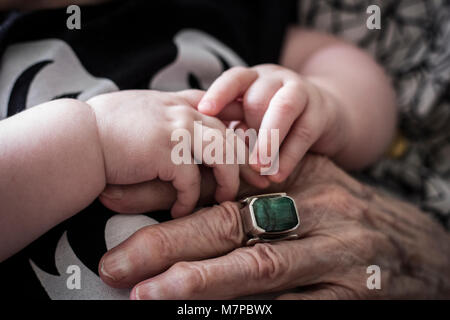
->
[[239, 193, 300, 246]]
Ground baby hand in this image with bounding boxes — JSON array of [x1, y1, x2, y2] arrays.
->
[[87, 90, 241, 218], [198, 65, 344, 183]]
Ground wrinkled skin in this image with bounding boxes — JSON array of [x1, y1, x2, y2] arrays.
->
[[99, 155, 450, 299]]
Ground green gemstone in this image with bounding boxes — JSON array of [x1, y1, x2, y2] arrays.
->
[[252, 196, 298, 232]]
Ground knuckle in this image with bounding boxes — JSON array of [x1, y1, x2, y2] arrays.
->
[[291, 77, 306, 89], [209, 201, 244, 247], [170, 262, 208, 295], [135, 227, 177, 262], [222, 67, 255, 89], [343, 228, 381, 262], [284, 73, 306, 89], [322, 184, 350, 202], [317, 184, 360, 218], [297, 154, 338, 184], [363, 230, 383, 257], [172, 117, 193, 132], [87, 92, 115, 106], [225, 66, 248, 76], [276, 98, 297, 116], [347, 227, 371, 246], [172, 105, 196, 121], [244, 97, 268, 115], [238, 243, 287, 281]]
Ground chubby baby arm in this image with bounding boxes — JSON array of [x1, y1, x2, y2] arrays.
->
[[281, 27, 397, 169], [0, 90, 248, 261], [0, 98, 106, 261]]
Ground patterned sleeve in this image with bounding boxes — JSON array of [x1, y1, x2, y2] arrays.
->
[[296, 0, 450, 229]]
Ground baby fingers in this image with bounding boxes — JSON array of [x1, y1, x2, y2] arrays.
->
[[198, 66, 258, 115]]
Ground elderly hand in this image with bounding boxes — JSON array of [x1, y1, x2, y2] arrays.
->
[[98, 155, 450, 299]]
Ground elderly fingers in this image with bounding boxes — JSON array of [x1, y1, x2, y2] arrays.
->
[[131, 236, 335, 300]]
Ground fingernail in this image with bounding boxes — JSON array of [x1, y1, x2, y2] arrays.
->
[[100, 250, 130, 282], [101, 186, 123, 200], [134, 282, 163, 300]]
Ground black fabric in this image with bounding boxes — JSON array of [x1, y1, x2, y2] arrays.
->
[[0, 0, 297, 91], [0, 0, 297, 300]]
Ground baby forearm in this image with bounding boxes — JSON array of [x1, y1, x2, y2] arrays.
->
[[281, 28, 397, 170], [0, 99, 106, 261], [301, 43, 397, 169]]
